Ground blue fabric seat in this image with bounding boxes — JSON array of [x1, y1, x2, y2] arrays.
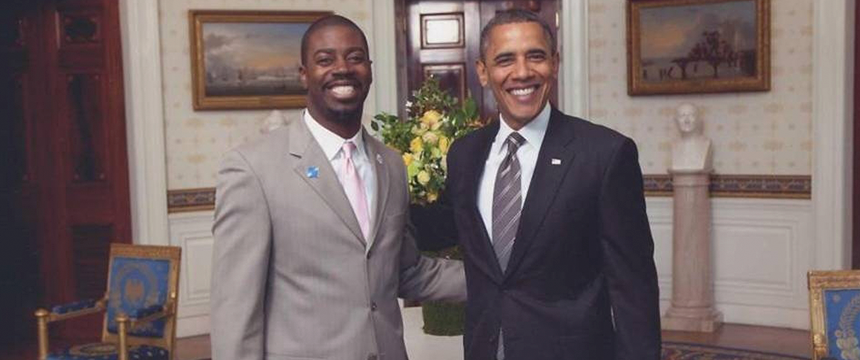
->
[[34, 244, 182, 360], [808, 271, 860, 360], [46, 343, 168, 360]]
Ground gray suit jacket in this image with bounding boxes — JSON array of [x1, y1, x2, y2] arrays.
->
[[211, 116, 466, 360]]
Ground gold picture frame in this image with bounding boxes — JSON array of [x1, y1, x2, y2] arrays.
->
[[189, 10, 331, 110], [807, 270, 860, 360], [626, 0, 770, 95]]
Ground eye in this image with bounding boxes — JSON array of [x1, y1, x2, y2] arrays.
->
[[347, 53, 366, 63], [527, 53, 547, 61], [494, 55, 514, 66], [315, 56, 333, 66]]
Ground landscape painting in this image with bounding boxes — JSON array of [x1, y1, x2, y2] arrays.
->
[[627, 0, 770, 95], [189, 11, 330, 110]]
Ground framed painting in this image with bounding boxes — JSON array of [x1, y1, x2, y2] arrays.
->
[[189, 10, 331, 110], [626, 0, 770, 95]]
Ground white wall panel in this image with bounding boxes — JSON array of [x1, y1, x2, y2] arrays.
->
[[647, 197, 813, 329], [170, 212, 214, 337]]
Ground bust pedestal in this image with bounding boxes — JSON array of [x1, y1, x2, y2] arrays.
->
[[661, 169, 723, 332]]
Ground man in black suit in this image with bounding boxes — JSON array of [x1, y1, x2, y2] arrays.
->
[[443, 10, 661, 360]]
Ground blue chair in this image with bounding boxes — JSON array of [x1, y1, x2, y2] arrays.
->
[[808, 270, 860, 360], [35, 244, 181, 360]]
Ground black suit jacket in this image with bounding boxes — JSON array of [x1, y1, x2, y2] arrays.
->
[[443, 108, 661, 360]]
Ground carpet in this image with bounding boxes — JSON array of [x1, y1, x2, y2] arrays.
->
[[195, 342, 810, 360], [662, 341, 810, 359]]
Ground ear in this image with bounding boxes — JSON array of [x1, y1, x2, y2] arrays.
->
[[475, 59, 489, 87], [299, 65, 308, 89], [551, 52, 560, 79]]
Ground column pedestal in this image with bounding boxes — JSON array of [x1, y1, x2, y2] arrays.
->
[[661, 170, 723, 332]]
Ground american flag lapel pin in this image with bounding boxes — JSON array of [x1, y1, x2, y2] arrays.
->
[[551, 158, 562, 165], [306, 166, 319, 178]]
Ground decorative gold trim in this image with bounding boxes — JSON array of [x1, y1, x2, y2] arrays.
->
[[644, 174, 811, 199], [807, 270, 860, 360], [167, 188, 215, 213], [188, 10, 331, 110], [168, 174, 812, 212], [626, 0, 771, 96], [34, 243, 182, 358]]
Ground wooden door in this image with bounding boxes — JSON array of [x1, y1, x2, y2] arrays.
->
[[0, 0, 131, 344], [403, 0, 558, 119]]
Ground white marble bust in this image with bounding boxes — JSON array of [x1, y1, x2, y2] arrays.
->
[[671, 103, 712, 172], [260, 110, 288, 134]]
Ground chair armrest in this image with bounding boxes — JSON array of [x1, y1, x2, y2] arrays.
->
[[40, 298, 107, 323], [127, 302, 175, 330]]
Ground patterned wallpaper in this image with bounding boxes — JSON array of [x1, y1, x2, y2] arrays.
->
[[158, 0, 375, 190], [161, 0, 813, 191], [587, 0, 813, 176]]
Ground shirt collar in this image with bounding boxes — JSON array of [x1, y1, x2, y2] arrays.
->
[[303, 109, 367, 161], [494, 103, 551, 154]]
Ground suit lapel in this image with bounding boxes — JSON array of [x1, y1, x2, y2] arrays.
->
[[461, 121, 505, 281], [364, 132, 390, 250], [288, 118, 366, 246], [504, 109, 577, 280]]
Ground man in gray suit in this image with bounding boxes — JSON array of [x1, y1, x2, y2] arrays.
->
[[211, 15, 466, 360]]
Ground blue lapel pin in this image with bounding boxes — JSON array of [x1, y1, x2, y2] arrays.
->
[[306, 166, 319, 179]]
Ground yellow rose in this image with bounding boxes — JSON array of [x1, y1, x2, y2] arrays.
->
[[410, 137, 424, 153], [421, 110, 442, 127], [441, 155, 448, 171], [431, 117, 443, 131], [402, 153, 413, 166], [422, 131, 439, 145], [411, 123, 428, 135], [427, 192, 438, 203], [417, 170, 431, 185], [438, 136, 450, 154]]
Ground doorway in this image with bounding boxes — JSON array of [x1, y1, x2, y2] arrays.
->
[[0, 0, 131, 346], [397, 0, 559, 119]]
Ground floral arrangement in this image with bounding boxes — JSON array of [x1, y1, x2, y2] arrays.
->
[[372, 77, 481, 335], [372, 77, 482, 205]]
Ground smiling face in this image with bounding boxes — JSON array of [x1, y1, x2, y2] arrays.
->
[[300, 24, 372, 129], [476, 22, 558, 130]]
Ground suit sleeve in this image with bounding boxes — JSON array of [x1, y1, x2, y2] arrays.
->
[[396, 155, 467, 303], [211, 150, 272, 360], [397, 212, 467, 303], [598, 138, 662, 360]]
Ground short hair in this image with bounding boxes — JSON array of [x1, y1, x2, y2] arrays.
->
[[479, 9, 557, 61], [300, 15, 369, 66]]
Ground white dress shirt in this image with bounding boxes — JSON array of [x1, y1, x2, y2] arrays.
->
[[304, 110, 377, 245], [477, 104, 551, 238]]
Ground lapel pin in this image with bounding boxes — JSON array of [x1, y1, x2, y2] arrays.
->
[[551, 158, 562, 165], [376, 154, 383, 164], [306, 166, 319, 179]]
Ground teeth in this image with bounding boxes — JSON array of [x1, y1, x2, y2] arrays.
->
[[330, 85, 356, 97], [510, 87, 535, 96]]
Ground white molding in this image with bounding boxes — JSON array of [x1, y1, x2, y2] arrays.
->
[[812, 0, 854, 269], [559, 0, 589, 118], [370, 1, 399, 115], [169, 211, 215, 337], [119, 0, 170, 246], [647, 197, 813, 329]]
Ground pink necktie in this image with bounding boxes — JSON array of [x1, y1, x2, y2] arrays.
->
[[342, 142, 371, 239]]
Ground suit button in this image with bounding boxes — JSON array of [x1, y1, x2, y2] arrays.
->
[[371, 302, 377, 311], [367, 354, 378, 360]]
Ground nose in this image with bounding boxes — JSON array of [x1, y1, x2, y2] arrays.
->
[[332, 57, 353, 75], [511, 57, 531, 80]]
